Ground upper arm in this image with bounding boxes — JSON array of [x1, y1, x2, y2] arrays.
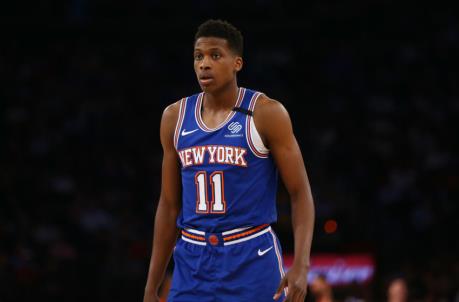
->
[[253, 96, 309, 198], [159, 101, 182, 208]]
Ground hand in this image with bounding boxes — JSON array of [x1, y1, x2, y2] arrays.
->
[[273, 264, 308, 302]]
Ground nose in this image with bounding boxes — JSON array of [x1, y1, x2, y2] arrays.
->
[[199, 55, 211, 70]]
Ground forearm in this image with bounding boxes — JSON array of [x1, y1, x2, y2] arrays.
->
[[290, 191, 315, 269], [145, 199, 180, 293]]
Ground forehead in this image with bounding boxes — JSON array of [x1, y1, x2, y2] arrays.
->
[[194, 37, 230, 51]]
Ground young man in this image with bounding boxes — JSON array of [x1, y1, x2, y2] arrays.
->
[[144, 19, 315, 302]]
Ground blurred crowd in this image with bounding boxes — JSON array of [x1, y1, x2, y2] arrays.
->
[[1, 1, 458, 301]]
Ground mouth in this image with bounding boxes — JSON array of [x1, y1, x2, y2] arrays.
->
[[199, 75, 214, 85]]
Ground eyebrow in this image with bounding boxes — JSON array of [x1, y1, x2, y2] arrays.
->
[[194, 47, 224, 52]]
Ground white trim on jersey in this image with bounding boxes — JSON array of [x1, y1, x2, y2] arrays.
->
[[173, 97, 187, 150], [250, 113, 270, 154], [185, 228, 205, 235], [223, 226, 271, 246], [221, 226, 252, 236], [245, 92, 270, 158], [269, 229, 288, 296], [181, 236, 207, 246], [195, 88, 245, 132]]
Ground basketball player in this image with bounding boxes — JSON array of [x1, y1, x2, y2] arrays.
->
[[144, 19, 315, 302]]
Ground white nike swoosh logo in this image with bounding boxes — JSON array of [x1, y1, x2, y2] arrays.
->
[[258, 246, 273, 256], [181, 129, 199, 136]]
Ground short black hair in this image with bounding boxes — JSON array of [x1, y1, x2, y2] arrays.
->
[[194, 19, 243, 56]]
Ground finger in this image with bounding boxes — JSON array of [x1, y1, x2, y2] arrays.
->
[[273, 277, 288, 300], [299, 287, 307, 302], [281, 285, 297, 302], [273, 281, 287, 300], [285, 285, 304, 302], [284, 287, 301, 302], [292, 289, 304, 302], [298, 286, 308, 302]]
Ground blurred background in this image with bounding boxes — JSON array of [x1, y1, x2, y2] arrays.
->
[[1, 1, 458, 301]]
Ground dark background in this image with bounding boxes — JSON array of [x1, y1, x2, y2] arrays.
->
[[1, 1, 458, 301]]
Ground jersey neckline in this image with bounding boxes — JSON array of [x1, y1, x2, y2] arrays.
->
[[195, 87, 246, 132]]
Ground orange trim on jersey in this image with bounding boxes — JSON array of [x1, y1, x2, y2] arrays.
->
[[181, 230, 206, 241], [223, 224, 269, 242]]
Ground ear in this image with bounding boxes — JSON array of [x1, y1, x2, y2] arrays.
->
[[234, 57, 243, 72]]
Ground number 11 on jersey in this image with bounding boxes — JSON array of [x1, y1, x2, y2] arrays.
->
[[195, 171, 226, 213]]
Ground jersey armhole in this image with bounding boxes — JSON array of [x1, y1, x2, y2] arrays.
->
[[173, 98, 187, 150], [245, 92, 269, 158]]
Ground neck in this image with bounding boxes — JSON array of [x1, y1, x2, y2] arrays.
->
[[203, 81, 239, 110]]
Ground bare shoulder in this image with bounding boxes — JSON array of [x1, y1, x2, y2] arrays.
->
[[252, 94, 293, 147], [254, 94, 288, 116], [253, 94, 291, 130], [162, 100, 181, 123]]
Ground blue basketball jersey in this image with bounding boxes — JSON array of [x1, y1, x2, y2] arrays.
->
[[174, 88, 278, 232]]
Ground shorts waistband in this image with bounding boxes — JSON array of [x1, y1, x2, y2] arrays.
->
[[181, 224, 271, 246]]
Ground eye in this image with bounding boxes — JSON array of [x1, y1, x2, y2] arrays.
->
[[212, 53, 221, 59], [194, 53, 203, 60]]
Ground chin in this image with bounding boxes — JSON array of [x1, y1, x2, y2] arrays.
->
[[200, 84, 216, 93]]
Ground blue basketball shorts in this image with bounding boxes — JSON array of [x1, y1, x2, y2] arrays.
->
[[168, 224, 287, 302]]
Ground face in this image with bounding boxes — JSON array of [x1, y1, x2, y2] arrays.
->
[[193, 37, 243, 93]]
